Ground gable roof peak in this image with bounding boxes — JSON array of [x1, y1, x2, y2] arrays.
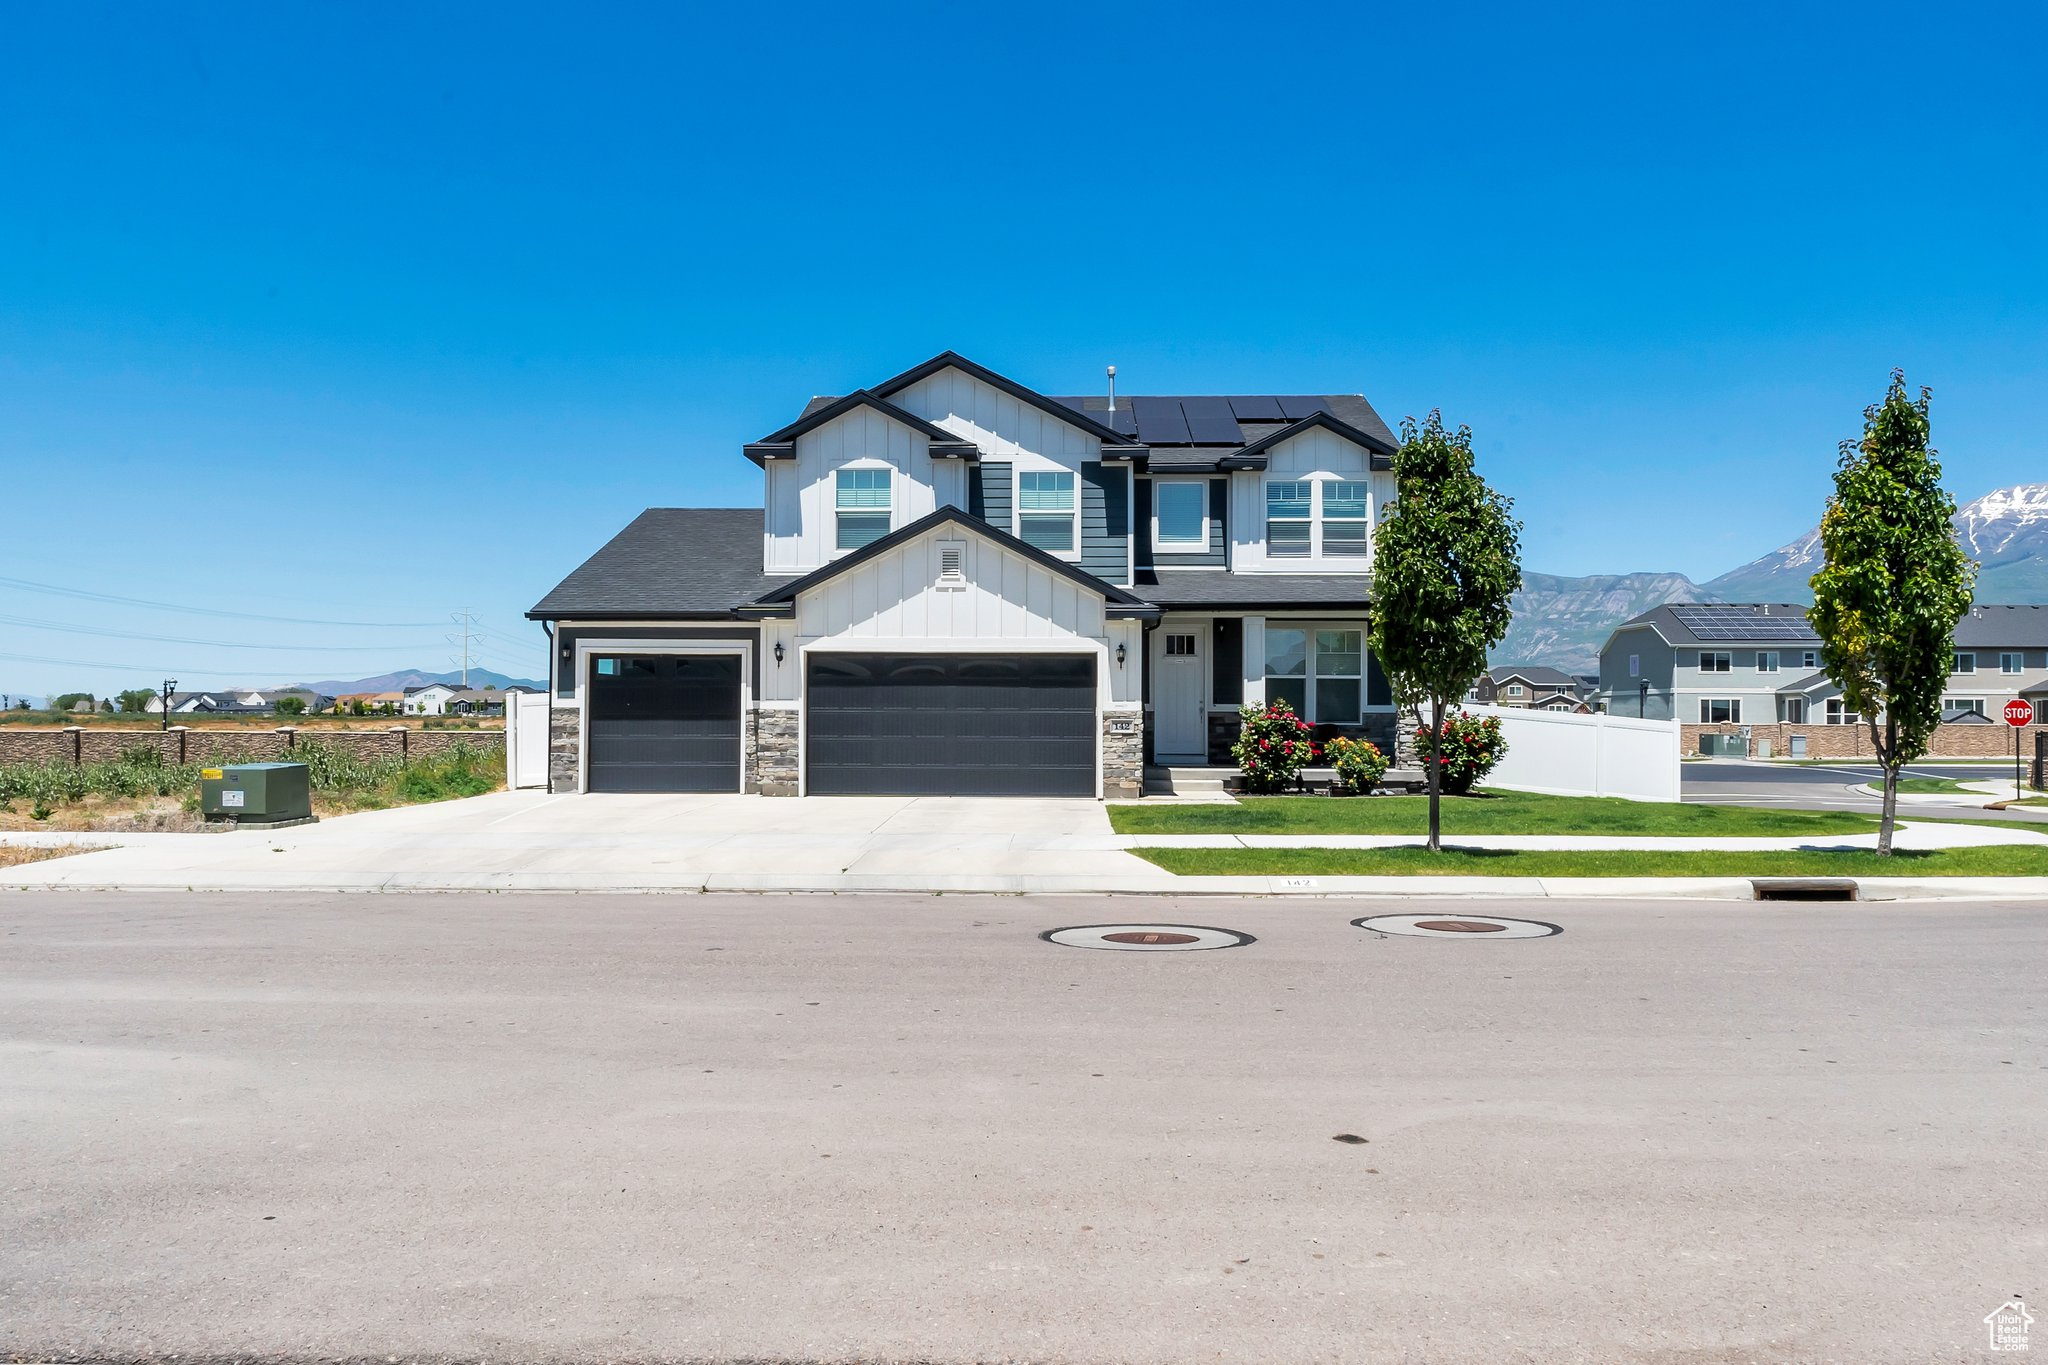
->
[[870, 351, 1141, 449]]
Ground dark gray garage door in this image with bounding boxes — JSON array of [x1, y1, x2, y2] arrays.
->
[[806, 653, 1096, 796], [587, 654, 742, 793]]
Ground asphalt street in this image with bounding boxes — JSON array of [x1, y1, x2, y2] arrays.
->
[[2, 891, 2041, 1364], [1683, 757, 2048, 821]]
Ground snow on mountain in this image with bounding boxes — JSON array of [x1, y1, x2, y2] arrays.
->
[[1956, 483, 2048, 561]]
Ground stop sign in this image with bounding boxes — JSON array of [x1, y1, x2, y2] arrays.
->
[[2005, 698, 2033, 727]]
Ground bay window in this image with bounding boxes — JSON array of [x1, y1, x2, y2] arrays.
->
[[1264, 626, 1366, 723], [835, 468, 892, 550], [1018, 471, 1077, 554]]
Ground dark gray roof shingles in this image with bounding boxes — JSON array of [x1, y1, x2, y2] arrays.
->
[[528, 509, 797, 618]]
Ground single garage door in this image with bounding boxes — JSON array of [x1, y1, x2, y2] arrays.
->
[[806, 653, 1096, 796], [586, 654, 742, 792]]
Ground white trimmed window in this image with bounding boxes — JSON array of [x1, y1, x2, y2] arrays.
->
[[1758, 651, 1780, 674], [1153, 481, 1208, 551], [1264, 626, 1365, 723], [1699, 698, 1741, 724], [1506, 684, 1524, 697], [1801, 650, 1819, 669], [1266, 481, 1313, 557], [1943, 697, 1986, 718], [1954, 650, 1976, 673], [1017, 471, 1077, 554], [1699, 651, 1732, 674], [2002, 652, 2025, 674], [835, 468, 892, 550], [1779, 698, 1806, 723], [1826, 699, 1861, 725], [1264, 479, 1368, 559]]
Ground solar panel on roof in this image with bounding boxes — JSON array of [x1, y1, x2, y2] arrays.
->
[[1179, 396, 1243, 445], [1276, 395, 1332, 421], [1668, 605, 1817, 640], [1131, 397, 1192, 444], [1227, 395, 1285, 422]]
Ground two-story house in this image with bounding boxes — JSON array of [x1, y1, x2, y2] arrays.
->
[[1596, 602, 2048, 729], [528, 352, 1394, 798]]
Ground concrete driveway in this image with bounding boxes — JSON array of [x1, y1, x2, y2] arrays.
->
[[0, 791, 1174, 893]]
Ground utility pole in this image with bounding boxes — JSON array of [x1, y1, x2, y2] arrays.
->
[[447, 610, 482, 688], [160, 678, 178, 732]]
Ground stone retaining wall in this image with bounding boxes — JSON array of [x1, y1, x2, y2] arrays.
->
[[754, 708, 799, 795], [0, 726, 504, 768], [1685, 720, 2045, 760]]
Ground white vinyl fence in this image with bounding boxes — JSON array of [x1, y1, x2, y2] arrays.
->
[[1457, 703, 1681, 803], [506, 689, 550, 789]]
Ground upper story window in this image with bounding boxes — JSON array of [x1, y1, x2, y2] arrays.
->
[[1758, 651, 1780, 674], [1154, 481, 1208, 550], [1266, 481, 1314, 557], [835, 468, 892, 550], [1954, 650, 1976, 674], [1266, 479, 1368, 558], [1699, 651, 1732, 674], [1017, 471, 1077, 554], [2003, 652, 2026, 674]]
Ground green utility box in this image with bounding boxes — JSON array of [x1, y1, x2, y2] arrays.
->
[[200, 762, 313, 825]]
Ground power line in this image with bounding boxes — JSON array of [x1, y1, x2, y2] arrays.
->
[[0, 574, 447, 628], [0, 613, 426, 651], [0, 649, 310, 678]]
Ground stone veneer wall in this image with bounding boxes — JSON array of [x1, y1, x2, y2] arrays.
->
[[549, 708, 580, 792], [1103, 711, 1144, 798], [755, 707, 798, 795], [0, 726, 501, 767]]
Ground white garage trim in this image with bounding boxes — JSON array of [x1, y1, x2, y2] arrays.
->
[[573, 637, 754, 795]]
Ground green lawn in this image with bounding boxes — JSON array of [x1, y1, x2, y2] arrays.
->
[[1108, 789, 1877, 837], [1131, 845, 2048, 878], [1888, 776, 1979, 795]]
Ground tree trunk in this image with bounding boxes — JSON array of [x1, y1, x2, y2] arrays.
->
[[1426, 696, 1443, 853], [1877, 714, 1900, 856]]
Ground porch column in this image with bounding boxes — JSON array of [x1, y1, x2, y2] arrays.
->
[[1242, 616, 1266, 707]]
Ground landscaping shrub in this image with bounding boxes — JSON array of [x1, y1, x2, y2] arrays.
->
[[1233, 699, 1319, 794], [1415, 711, 1507, 795], [1324, 735, 1390, 794]]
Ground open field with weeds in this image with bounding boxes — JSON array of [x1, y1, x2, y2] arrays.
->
[[0, 844, 92, 868], [0, 741, 504, 832]]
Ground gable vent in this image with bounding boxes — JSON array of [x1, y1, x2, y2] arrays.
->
[[937, 540, 967, 589]]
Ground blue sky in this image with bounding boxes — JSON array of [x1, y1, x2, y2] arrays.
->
[[3, 2, 2043, 700]]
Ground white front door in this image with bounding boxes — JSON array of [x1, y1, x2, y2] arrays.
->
[[1155, 629, 1207, 761]]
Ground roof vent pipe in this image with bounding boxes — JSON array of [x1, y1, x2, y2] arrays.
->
[[1107, 365, 1116, 413]]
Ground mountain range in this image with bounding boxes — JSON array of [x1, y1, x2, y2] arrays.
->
[[295, 667, 545, 694], [1498, 484, 2048, 673]]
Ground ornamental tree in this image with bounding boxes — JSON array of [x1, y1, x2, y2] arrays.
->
[[1808, 371, 1976, 855], [1369, 412, 1522, 850]]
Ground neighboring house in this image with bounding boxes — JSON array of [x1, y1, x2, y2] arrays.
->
[[444, 688, 520, 715], [145, 689, 329, 716], [528, 350, 1396, 798], [334, 690, 407, 712], [1470, 666, 1589, 711], [402, 683, 461, 715], [1595, 602, 2048, 724]]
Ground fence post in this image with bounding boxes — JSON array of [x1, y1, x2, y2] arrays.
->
[[2035, 728, 2045, 792], [276, 725, 297, 753], [390, 725, 408, 761], [64, 725, 82, 766], [170, 725, 188, 766]]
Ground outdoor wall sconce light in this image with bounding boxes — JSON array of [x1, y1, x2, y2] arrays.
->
[[1115, 642, 1127, 667], [774, 641, 786, 665]]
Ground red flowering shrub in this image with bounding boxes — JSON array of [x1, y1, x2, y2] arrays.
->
[[1233, 699, 1318, 793], [1415, 711, 1507, 795]]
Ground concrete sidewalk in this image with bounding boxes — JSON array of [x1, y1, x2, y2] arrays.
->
[[5, 788, 2048, 900]]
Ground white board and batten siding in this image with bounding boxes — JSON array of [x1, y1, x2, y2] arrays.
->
[[764, 407, 964, 573], [1230, 425, 1394, 572], [891, 368, 1101, 475], [761, 524, 1141, 706], [1460, 703, 1682, 803]]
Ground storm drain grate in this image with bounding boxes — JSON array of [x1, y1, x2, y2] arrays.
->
[[1041, 924, 1255, 952], [1353, 914, 1562, 939], [1752, 878, 1860, 902]]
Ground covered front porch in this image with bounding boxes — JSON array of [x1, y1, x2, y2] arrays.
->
[[1141, 610, 1396, 767]]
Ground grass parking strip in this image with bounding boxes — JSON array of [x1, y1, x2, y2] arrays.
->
[[1131, 845, 2048, 878], [1109, 790, 1878, 837]]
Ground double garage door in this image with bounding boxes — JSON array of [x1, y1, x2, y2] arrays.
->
[[585, 650, 1098, 796], [806, 653, 1098, 797]]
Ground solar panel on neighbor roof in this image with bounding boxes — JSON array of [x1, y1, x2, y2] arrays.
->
[[1227, 395, 1285, 422], [1179, 396, 1244, 444], [1131, 397, 1192, 444], [1276, 395, 1332, 421], [1669, 605, 1817, 640]]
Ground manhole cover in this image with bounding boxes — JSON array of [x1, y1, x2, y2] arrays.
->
[[1041, 924, 1255, 952], [1352, 914, 1561, 940]]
